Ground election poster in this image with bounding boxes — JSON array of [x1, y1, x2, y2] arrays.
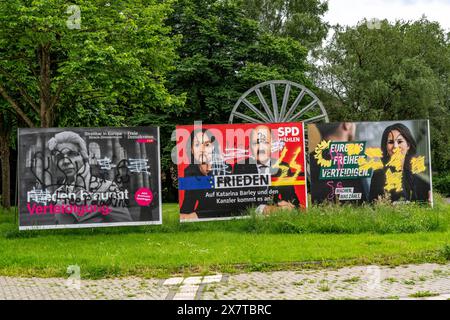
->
[[308, 120, 433, 206], [176, 123, 308, 221], [18, 127, 162, 230]]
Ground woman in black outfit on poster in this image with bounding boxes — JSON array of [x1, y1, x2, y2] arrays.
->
[[180, 128, 232, 220], [369, 123, 430, 203]]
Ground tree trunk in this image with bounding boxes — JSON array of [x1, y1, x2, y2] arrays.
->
[[39, 43, 52, 128], [0, 129, 11, 209]]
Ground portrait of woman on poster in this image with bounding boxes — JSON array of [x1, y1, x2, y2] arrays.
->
[[46, 131, 133, 224], [180, 128, 232, 220], [369, 123, 431, 203]]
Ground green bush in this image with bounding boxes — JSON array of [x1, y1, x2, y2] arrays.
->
[[434, 173, 450, 197], [441, 244, 450, 260], [245, 201, 447, 235]]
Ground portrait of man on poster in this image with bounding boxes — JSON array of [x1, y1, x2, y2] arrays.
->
[[233, 125, 300, 214]]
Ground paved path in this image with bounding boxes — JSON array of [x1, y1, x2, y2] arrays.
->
[[0, 263, 449, 300], [201, 263, 450, 300]]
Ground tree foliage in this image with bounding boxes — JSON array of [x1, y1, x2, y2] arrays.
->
[[128, 0, 313, 200], [164, 0, 310, 124], [0, 0, 183, 128], [240, 0, 329, 49]]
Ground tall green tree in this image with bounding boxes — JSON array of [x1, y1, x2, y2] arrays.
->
[[0, 0, 183, 207], [134, 0, 313, 200], [166, 0, 311, 124], [240, 0, 329, 50], [316, 18, 450, 172], [0, 0, 181, 128]]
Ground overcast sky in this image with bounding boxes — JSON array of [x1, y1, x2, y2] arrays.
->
[[324, 0, 450, 31]]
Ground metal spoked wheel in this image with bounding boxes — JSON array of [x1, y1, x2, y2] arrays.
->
[[229, 80, 329, 125], [228, 80, 330, 181]]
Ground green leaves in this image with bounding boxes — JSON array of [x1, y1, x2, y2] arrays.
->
[[240, 0, 329, 50], [166, 0, 310, 125], [0, 0, 182, 129]]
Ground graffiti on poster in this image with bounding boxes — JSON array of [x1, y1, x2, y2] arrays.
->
[[18, 127, 162, 230], [308, 120, 432, 205], [175, 123, 308, 221]]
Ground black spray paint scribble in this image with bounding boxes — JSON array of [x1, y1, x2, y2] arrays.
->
[[27, 139, 151, 207]]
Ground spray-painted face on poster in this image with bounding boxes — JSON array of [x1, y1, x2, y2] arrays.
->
[[250, 125, 272, 165], [386, 130, 410, 157], [47, 131, 89, 180], [191, 130, 215, 165], [380, 123, 417, 170], [54, 143, 84, 177]]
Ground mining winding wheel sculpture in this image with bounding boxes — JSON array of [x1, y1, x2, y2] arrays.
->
[[229, 80, 330, 178]]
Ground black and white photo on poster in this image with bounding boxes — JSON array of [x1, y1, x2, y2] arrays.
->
[[18, 127, 162, 230]]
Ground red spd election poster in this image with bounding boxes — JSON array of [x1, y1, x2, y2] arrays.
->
[[176, 123, 307, 221]]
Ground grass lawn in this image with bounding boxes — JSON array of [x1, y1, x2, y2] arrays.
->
[[0, 196, 449, 279]]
